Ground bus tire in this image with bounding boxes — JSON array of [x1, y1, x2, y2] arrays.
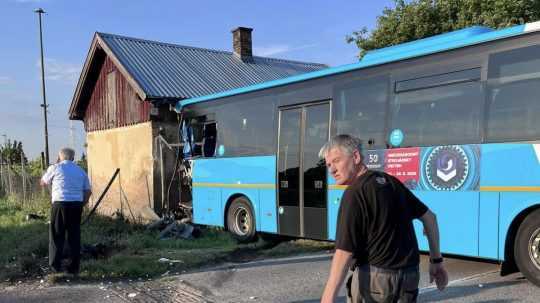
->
[[227, 197, 257, 243], [514, 208, 540, 287]]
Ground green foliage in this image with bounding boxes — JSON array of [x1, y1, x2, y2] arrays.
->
[[348, 0, 540, 57], [76, 152, 88, 172], [27, 157, 45, 177], [0, 198, 50, 280], [0, 139, 28, 165], [0, 197, 331, 282]]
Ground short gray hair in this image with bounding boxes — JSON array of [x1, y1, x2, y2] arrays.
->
[[59, 147, 75, 161], [318, 134, 363, 159]]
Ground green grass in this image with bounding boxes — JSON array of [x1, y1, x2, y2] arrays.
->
[[0, 195, 50, 280], [0, 196, 334, 283], [262, 239, 334, 258]]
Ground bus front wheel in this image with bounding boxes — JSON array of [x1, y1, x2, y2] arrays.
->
[[227, 197, 257, 243], [515, 208, 540, 287]]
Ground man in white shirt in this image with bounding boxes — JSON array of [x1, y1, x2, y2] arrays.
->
[[41, 148, 91, 274]]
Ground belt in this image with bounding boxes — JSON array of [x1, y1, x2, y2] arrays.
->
[[355, 264, 419, 274]]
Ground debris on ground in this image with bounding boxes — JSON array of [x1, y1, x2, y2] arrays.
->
[[159, 221, 199, 240], [158, 258, 183, 264], [139, 206, 160, 223], [111, 210, 126, 221], [81, 242, 111, 259], [25, 213, 45, 221], [146, 217, 170, 231], [145, 207, 200, 240]]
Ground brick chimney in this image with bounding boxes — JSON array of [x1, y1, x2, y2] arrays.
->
[[232, 27, 253, 61]]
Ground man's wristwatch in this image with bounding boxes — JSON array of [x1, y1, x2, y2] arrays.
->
[[430, 257, 444, 264]]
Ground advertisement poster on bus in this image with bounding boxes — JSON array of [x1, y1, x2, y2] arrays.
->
[[385, 147, 421, 189], [418, 145, 480, 191], [364, 145, 480, 191]]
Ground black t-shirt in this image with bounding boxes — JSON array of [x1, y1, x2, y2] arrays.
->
[[335, 170, 428, 269]]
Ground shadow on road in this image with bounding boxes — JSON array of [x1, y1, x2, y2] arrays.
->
[[287, 278, 527, 303], [419, 279, 527, 302], [290, 295, 346, 303], [190, 253, 332, 275]]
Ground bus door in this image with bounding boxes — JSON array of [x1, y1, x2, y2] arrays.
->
[[277, 102, 330, 239]]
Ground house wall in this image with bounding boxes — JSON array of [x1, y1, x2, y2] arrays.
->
[[86, 122, 155, 218], [83, 56, 151, 132], [151, 120, 182, 214]]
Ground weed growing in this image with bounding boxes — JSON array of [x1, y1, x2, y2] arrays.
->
[[1, 197, 333, 283]]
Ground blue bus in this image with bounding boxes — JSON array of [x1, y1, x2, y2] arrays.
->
[[176, 21, 540, 286]]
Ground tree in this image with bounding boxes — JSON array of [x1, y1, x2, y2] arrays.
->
[[347, 0, 540, 58], [0, 139, 28, 165], [77, 152, 88, 172], [27, 158, 45, 177]]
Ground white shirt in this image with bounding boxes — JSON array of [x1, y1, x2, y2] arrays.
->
[[41, 160, 91, 203]]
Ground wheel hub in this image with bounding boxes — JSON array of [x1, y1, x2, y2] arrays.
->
[[529, 227, 540, 270], [233, 207, 251, 236]]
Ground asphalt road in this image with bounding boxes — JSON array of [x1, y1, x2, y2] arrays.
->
[[176, 253, 540, 302], [1, 253, 539, 302]]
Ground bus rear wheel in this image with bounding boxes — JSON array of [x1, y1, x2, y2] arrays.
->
[[515, 208, 540, 287], [227, 197, 257, 243]]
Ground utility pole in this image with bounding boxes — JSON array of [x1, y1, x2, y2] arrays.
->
[[0, 152, 4, 196], [35, 8, 50, 167], [69, 120, 75, 149], [0, 135, 5, 196]]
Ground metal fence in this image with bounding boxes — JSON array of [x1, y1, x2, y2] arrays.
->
[[0, 163, 44, 204]]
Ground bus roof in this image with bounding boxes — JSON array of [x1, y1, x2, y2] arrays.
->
[[177, 21, 540, 110]]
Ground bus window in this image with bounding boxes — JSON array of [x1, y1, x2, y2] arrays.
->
[[487, 45, 540, 142], [391, 73, 483, 147], [334, 76, 388, 149], [202, 122, 217, 157], [182, 117, 216, 158], [216, 97, 276, 156]]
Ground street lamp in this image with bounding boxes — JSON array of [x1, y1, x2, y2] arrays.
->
[[34, 8, 50, 167]]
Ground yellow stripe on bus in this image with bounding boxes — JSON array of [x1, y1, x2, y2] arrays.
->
[[480, 186, 540, 192], [329, 185, 348, 190], [193, 184, 540, 192], [192, 183, 275, 189]]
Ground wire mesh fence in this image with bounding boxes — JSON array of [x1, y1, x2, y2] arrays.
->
[[0, 163, 46, 206]]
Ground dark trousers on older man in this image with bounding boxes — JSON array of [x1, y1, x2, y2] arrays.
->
[[346, 264, 420, 303], [49, 201, 83, 274]]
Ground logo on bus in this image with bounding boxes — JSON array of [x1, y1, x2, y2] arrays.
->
[[423, 145, 471, 191]]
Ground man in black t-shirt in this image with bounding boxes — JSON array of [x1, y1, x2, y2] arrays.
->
[[320, 135, 448, 303]]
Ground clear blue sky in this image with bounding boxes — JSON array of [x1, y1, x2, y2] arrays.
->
[[0, 0, 395, 160]]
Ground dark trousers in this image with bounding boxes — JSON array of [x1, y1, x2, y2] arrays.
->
[[49, 202, 83, 272], [346, 264, 420, 303]]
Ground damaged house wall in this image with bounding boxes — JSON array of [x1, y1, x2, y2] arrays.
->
[[69, 30, 326, 219], [81, 55, 180, 218], [87, 122, 154, 217]]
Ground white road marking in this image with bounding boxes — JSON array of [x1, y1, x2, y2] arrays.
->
[[419, 270, 499, 294]]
